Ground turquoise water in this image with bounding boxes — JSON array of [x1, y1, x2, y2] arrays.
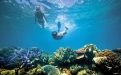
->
[[0, 0, 121, 53]]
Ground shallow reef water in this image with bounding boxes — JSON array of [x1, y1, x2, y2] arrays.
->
[[0, 0, 121, 75]]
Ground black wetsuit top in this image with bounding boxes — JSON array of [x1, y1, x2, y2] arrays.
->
[[35, 10, 44, 19]]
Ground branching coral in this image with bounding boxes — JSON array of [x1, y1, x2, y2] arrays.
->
[[0, 47, 21, 68], [0, 46, 20, 58], [0, 47, 43, 69], [54, 47, 77, 63]]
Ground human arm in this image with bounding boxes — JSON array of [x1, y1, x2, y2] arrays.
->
[[43, 13, 48, 23]]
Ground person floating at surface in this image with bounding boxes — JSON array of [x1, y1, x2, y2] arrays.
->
[[52, 22, 68, 40], [34, 5, 47, 28]]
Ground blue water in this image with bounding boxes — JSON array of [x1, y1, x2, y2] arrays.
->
[[0, 0, 121, 53]]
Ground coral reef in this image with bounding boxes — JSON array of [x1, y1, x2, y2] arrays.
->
[[38, 53, 55, 66], [0, 64, 41, 75], [83, 44, 99, 56], [0, 45, 121, 75], [112, 48, 121, 57], [75, 44, 99, 66], [93, 56, 107, 65], [70, 64, 83, 73], [84, 44, 98, 61], [77, 69, 102, 75], [40, 65, 60, 75], [26, 64, 41, 75], [54, 47, 77, 63], [61, 68, 72, 75], [112, 48, 121, 53], [93, 49, 121, 74], [75, 44, 99, 60], [77, 69, 87, 75], [95, 50, 117, 59], [0, 47, 43, 69], [0, 69, 15, 75], [75, 49, 86, 59], [49, 61, 55, 65], [0, 46, 20, 58], [39, 53, 50, 65]]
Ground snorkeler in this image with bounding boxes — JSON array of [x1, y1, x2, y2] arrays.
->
[[34, 5, 48, 28], [52, 22, 68, 40]]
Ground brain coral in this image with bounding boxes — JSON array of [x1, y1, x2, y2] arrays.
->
[[40, 65, 60, 75], [54, 47, 77, 63]]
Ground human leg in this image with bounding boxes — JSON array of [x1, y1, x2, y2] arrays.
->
[[38, 19, 45, 28]]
